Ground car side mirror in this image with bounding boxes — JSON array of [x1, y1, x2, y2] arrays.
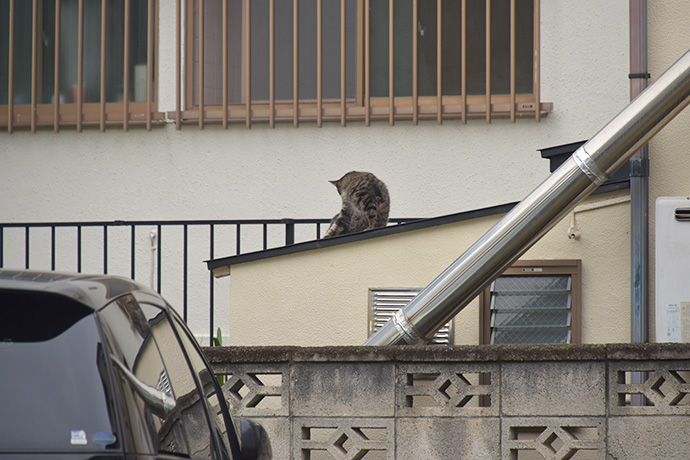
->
[[240, 418, 263, 460]]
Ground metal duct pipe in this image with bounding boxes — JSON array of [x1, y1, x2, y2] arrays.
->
[[365, 48, 690, 346]]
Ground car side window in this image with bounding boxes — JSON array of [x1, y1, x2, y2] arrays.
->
[[169, 313, 240, 460], [142, 304, 221, 460], [98, 295, 189, 457]]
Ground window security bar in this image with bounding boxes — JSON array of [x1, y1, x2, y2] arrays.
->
[[1, 0, 160, 133], [172, 0, 547, 128], [2, 0, 549, 132]]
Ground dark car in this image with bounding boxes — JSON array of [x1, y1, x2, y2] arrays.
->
[[0, 270, 260, 460]]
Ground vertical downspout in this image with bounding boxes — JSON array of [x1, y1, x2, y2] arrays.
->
[[629, 0, 649, 344]]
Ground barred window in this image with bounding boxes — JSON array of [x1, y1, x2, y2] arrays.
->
[[0, 0, 159, 133], [178, 0, 546, 128], [480, 260, 582, 345]]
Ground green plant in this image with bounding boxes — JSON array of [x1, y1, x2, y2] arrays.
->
[[213, 327, 223, 347], [213, 328, 227, 386]]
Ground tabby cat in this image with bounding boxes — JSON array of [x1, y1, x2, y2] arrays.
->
[[323, 171, 390, 238]]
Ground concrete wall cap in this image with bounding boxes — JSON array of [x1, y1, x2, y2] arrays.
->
[[203, 343, 690, 364]]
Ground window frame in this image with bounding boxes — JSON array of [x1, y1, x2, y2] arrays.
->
[[0, 0, 162, 133], [176, 0, 547, 128], [479, 259, 582, 345]]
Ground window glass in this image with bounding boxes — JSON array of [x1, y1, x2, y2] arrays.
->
[[184, 0, 542, 124], [0, 290, 118, 453], [143, 304, 219, 460], [192, 0, 357, 106], [490, 275, 572, 344], [0, 0, 154, 106], [370, 0, 533, 98], [171, 313, 237, 459], [98, 295, 188, 456]]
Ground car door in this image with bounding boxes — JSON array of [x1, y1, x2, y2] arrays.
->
[[165, 311, 242, 460], [99, 294, 219, 459], [133, 294, 242, 460]]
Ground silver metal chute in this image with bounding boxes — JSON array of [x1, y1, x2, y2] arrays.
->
[[365, 49, 690, 346]]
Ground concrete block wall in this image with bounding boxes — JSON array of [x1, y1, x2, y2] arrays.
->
[[204, 344, 690, 460]]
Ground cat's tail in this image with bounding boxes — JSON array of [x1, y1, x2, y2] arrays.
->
[[323, 211, 348, 238]]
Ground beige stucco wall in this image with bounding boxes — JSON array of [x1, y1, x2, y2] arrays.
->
[[225, 190, 631, 346], [647, 0, 690, 341]]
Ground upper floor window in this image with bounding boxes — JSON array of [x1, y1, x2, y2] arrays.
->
[[0, 0, 159, 133], [177, 0, 545, 128]]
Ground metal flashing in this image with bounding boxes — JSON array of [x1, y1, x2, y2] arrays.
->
[[206, 202, 519, 276]]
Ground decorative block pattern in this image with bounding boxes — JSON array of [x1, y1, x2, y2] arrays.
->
[[609, 361, 690, 415], [294, 418, 394, 460], [206, 345, 690, 459], [219, 363, 289, 416], [397, 363, 498, 417], [502, 417, 605, 460]]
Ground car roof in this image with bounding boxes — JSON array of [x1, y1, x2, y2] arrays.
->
[[0, 269, 159, 311]]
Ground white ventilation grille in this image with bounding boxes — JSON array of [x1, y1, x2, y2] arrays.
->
[[368, 288, 453, 345]]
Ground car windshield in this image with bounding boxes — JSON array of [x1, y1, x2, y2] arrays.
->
[[0, 290, 119, 452]]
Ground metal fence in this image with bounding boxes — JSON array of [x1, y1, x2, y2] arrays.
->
[[0, 217, 412, 345]]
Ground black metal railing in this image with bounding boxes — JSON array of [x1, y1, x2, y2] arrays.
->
[[0, 217, 414, 345]]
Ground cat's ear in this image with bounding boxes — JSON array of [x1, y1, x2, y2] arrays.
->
[[329, 179, 340, 187]]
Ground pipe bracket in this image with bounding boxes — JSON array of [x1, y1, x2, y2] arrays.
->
[[573, 146, 608, 186], [393, 310, 421, 345]]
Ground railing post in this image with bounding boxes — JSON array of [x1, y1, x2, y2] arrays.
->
[[263, 223, 268, 250], [236, 223, 241, 255], [157, 224, 162, 293], [183, 224, 189, 322], [283, 219, 295, 246], [77, 226, 82, 273], [51, 226, 56, 271], [25, 226, 29, 269], [130, 225, 136, 280], [103, 225, 108, 274], [209, 223, 215, 346]]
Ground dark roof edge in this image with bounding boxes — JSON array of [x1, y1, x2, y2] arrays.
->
[[538, 140, 587, 159], [207, 180, 631, 276], [206, 201, 519, 274]]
